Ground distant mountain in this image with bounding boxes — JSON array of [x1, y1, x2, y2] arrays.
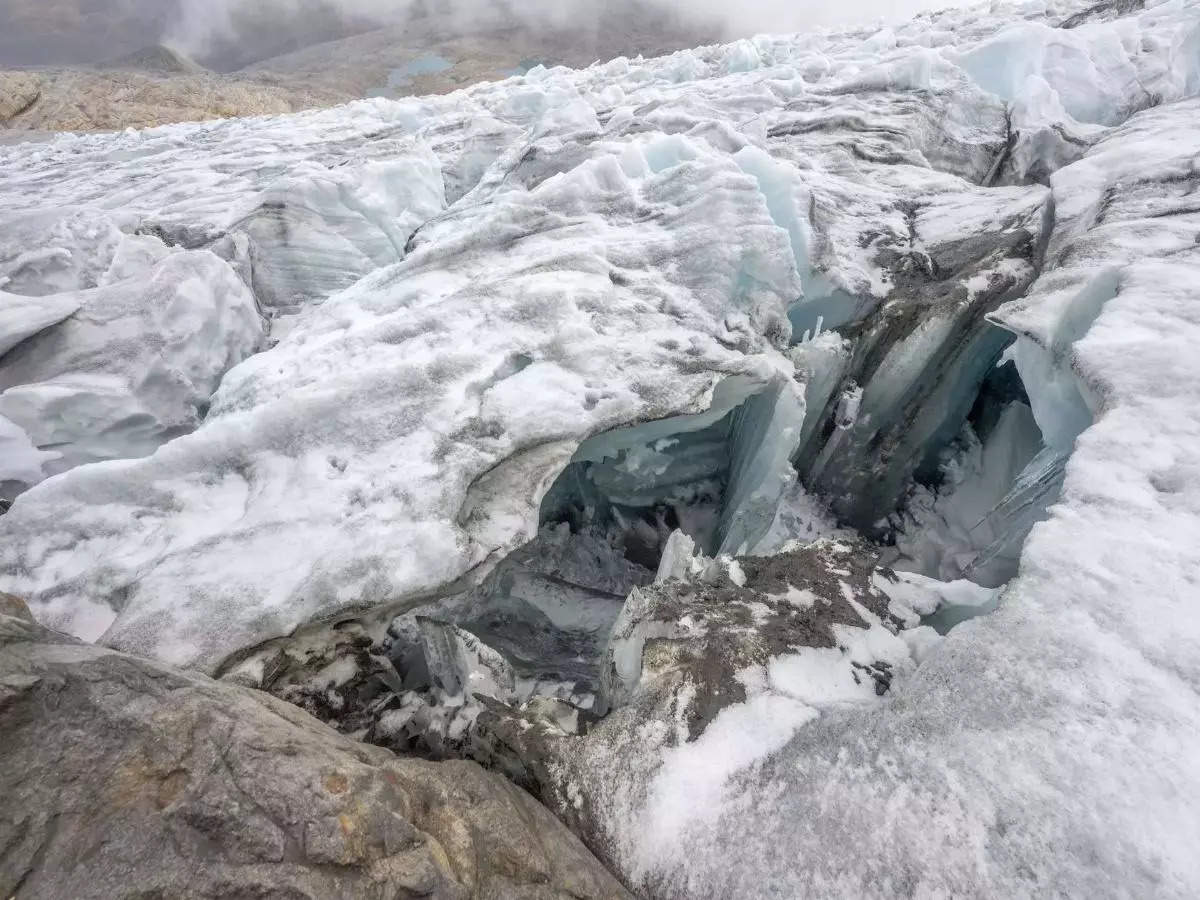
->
[[0, 0, 720, 133], [98, 44, 207, 76], [242, 1, 719, 100], [0, 0, 170, 67], [0, 66, 345, 134]]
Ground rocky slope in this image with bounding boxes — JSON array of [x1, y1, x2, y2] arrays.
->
[[0, 2, 717, 133], [0, 64, 348, 133], [0, 597, 631, 899]]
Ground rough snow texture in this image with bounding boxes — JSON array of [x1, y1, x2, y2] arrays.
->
[[586, 36, 1200, 900], [1, 0, 1200, 895], [0, 73, 805, 666], [0, 250, 263, 484], [2, 0, 1196, 671]]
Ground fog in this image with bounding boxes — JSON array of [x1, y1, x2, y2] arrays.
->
[[166, 0, 964, 61], [1, 0, 969, 70]]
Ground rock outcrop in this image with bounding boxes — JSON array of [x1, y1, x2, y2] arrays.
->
[[0, 67, 345, 133], [0, 601, 632, 900], [467, 536, 945, 851], [0, 73, 41, 124]]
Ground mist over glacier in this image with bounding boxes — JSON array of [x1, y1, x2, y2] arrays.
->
[[1, 0, 1200, 897], [162, 0, 975, 61], [1, 0, 973, 68]]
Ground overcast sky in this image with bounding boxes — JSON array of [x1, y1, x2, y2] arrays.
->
[[1, 0, 970, 69], [165, 0, 968, 55]]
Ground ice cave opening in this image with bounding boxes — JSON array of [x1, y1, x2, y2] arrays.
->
[[535, 319, 1086, 625], [539, 374, 803, 570], [886, 342, 1084, 602]]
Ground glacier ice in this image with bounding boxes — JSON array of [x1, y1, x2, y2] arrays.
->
[[0, 250, 263, 480], [1, 105, 807, 670], [576, 78, 1200, 900], [0, 208, 141, 296], [0, 292, 81, 359], [890, 361, 1046, 586], [0, 414, 59, 492], [951, 20, 1151, 125], [540, 372, 804, 564], [237, 150, 446, 311], [1, 0, 1199, 896]]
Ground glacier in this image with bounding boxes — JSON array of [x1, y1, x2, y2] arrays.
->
[[1, 0, 1200, 896]]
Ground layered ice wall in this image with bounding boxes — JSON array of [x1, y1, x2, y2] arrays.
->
[[891, 362, 1048, 586], [539, 372, 804, 564]]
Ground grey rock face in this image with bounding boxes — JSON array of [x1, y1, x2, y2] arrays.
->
[[217, 526, 651, 761], [0, 73, 41, 124], [599, 537, 903, 717], [0, 591, 33, 621], [0, 610, 632, 900]]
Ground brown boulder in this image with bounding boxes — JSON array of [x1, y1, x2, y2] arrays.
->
[[0, 611, 632, 900]]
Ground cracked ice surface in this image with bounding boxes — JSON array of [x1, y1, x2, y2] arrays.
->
[[590, 92, 1200, 900], [0, 83, 809, 668], [0, 0, 1198, 893]]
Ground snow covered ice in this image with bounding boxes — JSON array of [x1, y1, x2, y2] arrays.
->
[[2, 0, 1200, 896]]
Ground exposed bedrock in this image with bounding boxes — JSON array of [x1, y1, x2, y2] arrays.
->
[[217, 525, 656, 757], [0, 600, 632, 899]]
